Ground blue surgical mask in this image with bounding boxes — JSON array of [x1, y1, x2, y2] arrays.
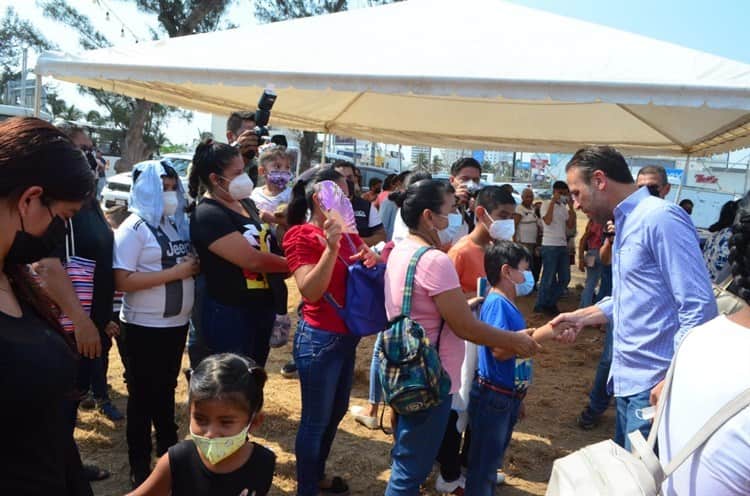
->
[[515, 270, 535, 296]]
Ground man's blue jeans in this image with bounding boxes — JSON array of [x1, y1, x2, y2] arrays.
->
[[580, 249, 603, 308], [294, 320, 359, 496], [614, 389, 653, 450], [535, 246, 571, 310], [385, 395, 451, 496], [464, 380, 522, 496], [598, 264, 612, 302], [588, 322, 613, 416]]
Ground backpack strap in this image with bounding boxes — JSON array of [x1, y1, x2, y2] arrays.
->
[[401, 246, 432, 317], [662, 387, 750, 478]]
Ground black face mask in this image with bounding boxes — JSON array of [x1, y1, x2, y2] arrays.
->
[[6, 211, 68, 264]]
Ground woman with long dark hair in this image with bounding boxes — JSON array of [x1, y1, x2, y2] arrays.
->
[[188, 140, 288, 367], [704, 200, 739, 282], [0, 117, 95, 494], [383, 179, 539, 496], [283, 167, 377, 496]]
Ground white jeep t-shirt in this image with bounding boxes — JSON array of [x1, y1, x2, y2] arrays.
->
[[658, 315, 750, 496], [113, 214, 195, 328], [541, 200, 569, 247]]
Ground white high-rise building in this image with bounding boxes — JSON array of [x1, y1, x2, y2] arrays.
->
[[411, 145, 431, 165], [440, 148, 472, 168]]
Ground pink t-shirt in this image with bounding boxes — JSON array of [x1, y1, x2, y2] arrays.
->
[[384, 237, 465, 394]]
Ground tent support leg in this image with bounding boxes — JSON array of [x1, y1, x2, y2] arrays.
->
[[320, 133, 327, 165], [676, 155, 691, 203], [34, 74, 42, 118]]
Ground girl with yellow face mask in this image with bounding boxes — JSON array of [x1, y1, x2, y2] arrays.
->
[[128, 354, 276, 496]]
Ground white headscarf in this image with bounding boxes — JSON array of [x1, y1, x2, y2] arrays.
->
[[129, 160, 189, 238]]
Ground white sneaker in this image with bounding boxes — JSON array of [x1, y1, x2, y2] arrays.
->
[[496, 471, 506, 485], [435, 474, 465, 495]]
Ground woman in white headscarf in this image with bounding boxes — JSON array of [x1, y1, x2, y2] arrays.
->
[[113, 160, 198, 488]]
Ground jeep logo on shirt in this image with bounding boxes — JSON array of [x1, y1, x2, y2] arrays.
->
[[354, 209, 367, 218], [166, 240, 192, 258]]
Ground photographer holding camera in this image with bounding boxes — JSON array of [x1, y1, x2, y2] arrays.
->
[[449, 158, 483, 231], [225, 90, 277, 186]]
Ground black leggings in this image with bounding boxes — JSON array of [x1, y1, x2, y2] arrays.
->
[[122, 322, 188, 471]]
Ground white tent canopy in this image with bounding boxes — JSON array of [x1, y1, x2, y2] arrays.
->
[[36, 0, 750, 156]]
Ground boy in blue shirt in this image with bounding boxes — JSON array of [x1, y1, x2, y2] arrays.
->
[[465, 241, 559, 495]]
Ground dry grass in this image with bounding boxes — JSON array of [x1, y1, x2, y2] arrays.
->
[[78, 217, 614, 495]]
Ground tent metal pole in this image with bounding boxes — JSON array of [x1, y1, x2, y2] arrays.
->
[[676, 154, 691, 202], [320, 133, 327, 165], [33, 74, 42, 118]]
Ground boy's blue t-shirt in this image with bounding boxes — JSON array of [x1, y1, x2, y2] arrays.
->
[[478, 291, 532, 392]]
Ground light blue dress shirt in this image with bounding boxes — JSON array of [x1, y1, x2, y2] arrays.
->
[[596, 186, 717, 397]]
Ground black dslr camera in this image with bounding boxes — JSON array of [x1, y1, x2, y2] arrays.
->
[[253, 89, 277, 139]]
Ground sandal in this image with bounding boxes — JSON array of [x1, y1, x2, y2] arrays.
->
[[320, 476, 350, 495]]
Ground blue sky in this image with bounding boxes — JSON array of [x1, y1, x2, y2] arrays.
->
[[507, 0, 749, 63]]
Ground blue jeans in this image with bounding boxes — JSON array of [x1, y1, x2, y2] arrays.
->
[[580, 250, 603, 308], [535, 246, 571, 310], [588, 322, 613, 415], [464, 380, 522, 496], [614, 389, 653, 450], [294, 320, 359, 496], [598, 264, 612, 301], [386, 396, 451, 496], [201, 291, 275, 367], [369, 334, 383, 404]]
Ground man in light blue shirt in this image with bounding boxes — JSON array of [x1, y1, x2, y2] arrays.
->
[[551, 146, 717, 450]]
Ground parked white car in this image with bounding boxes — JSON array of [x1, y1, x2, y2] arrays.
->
[[101, 153, 192, 209]]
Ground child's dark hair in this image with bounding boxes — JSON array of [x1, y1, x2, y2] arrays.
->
[[382, 173, 398, 192], [477, 185, 516, 212], [485, 241, 531, 287], [187, 139, 240, 212], [287, 167, 344, 226], [391, 179, 447, 229], [188, 353, 267, 416]]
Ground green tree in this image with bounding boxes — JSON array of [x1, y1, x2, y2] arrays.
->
[[40, 0, 235, 170], [46, 91, 68, 119], [413, 152, 429, 171], [0, 7, 53, 101], [60, 103, 83, 122], [254, 0, 402, 171]]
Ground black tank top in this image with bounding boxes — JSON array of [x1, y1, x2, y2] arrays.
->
[[168, 440, 275, 496]]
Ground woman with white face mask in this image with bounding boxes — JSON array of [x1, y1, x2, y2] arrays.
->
[[113, 161, 198, 487], [384, 180, 540, 496], [187, 140, 288, 370]]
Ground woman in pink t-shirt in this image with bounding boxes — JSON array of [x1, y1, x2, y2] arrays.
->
[[383, 179, 540, 496]]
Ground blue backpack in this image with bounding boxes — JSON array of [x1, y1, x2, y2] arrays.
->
[[324, 235, 388, 337]]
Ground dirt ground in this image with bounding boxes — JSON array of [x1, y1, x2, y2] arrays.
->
[[77, 221, 615, 495]]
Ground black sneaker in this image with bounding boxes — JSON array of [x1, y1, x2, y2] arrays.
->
[[82, 463, 110, 482], [281, 360, 298, 379], [577, 406, 600, 430]]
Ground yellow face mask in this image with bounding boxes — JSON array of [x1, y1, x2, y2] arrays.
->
[[190, 422, 251, 465]]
